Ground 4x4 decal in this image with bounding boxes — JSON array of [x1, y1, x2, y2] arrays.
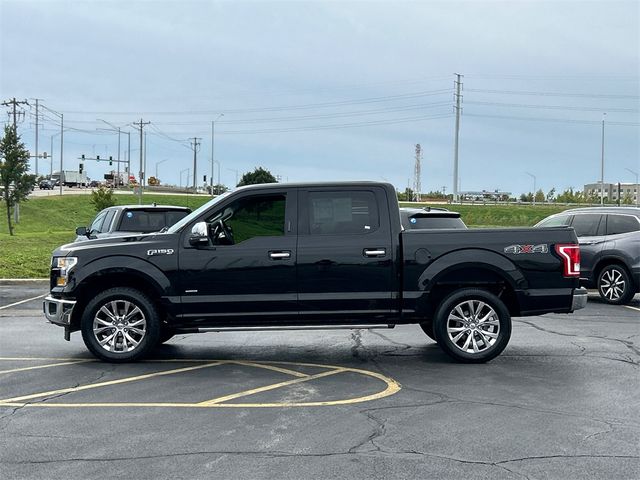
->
[[504, 244, 548, 254]]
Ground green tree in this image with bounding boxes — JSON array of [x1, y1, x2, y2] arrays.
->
[[90, 186, 117, 212], [622, 193, 633, 205], [237, 167, 277, 187], [520, 192, 534, 202], [207, 183, 229, 195], [534, 189, 545, 203], [0, 125, 36, 235]]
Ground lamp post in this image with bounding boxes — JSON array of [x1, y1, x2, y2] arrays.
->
[[211, 113, 224, 197], [97, 119, 125, 186], [525, 172, 537, 205], [180, 168, 190, 189], [600, 113, 606, 206], [155, 159, 168, 180], [41, 105, 63, 195], [227, 168, 239, 189], [626, 168, 639, 206]]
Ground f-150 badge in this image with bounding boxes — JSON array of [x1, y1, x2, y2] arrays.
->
[[504, 244, 548, 254], [147, 249, 175, 256]]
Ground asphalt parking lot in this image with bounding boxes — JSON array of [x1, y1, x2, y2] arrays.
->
[[0, 283, 638, 480]]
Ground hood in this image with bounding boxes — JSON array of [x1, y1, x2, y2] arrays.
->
[[53, 232, 162, 257]]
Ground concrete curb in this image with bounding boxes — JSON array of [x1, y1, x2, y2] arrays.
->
[[0, 279, 49, 286]]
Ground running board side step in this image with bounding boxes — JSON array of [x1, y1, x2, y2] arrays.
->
[[175, 324, 396, 334]]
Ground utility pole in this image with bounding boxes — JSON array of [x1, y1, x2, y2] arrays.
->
[[189, 137, 201, 190], [413, 143, 422, 202], [626, 168, 639, 206], [526, 172, 537, 205], [33, 99, 41, 176], [452, 74, 463, 203], [132, 119, 150, 204], [211, 114, 224, 197], [600, 113, 606, 206], [126, 131, 131, 185], [2, 98, 28, 131]]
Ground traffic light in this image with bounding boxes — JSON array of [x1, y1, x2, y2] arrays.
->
[[43, 152, 47, 159], [203, 175, 207, 183], [79, 163, 84, 174], [96, 155, 100, 161], [109, 156, 113, 166], [81, 154, 85, 160]]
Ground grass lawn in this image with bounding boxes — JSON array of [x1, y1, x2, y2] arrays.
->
[[1, 192, 574, 278]]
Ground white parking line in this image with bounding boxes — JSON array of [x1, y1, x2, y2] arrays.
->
[[0, 294, 47, 311], [624, 305, 640, 312]]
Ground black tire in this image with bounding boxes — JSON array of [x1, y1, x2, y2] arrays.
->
[[433, 288, 511, 363], [81, 287, 160, 362], [419, 322, 437, 342], [597, 264, 635, 305]]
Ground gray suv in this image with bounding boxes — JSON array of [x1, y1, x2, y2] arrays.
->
[[535, 207, 640, 304]]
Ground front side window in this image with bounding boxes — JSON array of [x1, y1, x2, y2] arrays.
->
[[308, 191, 379, 235], [570, 214, 603, 237], [606, 214, 640, 235], [206, 194, 286, 245], [100, 210, 117, 233], [89, 211, 108, 234]]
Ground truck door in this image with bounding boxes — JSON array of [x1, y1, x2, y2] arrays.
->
[[178, 189, 298, 324], [297, 187, 394, 322]]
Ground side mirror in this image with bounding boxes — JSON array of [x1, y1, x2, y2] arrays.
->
[[76, 226, 88, 237], [189, 221, 209, 246]]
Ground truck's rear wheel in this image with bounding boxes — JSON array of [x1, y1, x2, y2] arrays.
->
[[433, 288, 511, 363], [81, 287, 160, 362]]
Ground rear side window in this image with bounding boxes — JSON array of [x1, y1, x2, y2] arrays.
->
[[606, 214, 640, 235], [570, 214, 603, 237], [537, 215, 571, 228], [308, 191, 379, 235]]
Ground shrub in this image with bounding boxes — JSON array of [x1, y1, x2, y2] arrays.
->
[[90, 186, 116, 212]]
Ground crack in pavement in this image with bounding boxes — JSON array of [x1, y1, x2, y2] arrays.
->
[[514, 319, 640, 357]]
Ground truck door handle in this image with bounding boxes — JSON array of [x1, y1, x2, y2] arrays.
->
[[269, 251, 291, 259], [364, 248, 386, 257]]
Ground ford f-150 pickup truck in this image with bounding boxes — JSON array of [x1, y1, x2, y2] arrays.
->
[[44, 182, 587, 363]]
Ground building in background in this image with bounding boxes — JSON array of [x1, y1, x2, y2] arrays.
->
[[584, 182, 639, 204]]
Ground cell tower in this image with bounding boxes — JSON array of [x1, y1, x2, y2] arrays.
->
[[413, 143, 422, 202]]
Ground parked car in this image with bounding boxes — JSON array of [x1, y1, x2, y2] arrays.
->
[[400, 207, 466, 230], [75, 205, 191, 242], [38, 179, 56, 190], [45, 182, 586, 363], [535, 207, 640, 304]]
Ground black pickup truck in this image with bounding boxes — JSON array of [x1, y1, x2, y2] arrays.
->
[[44, 182, 587, 363]]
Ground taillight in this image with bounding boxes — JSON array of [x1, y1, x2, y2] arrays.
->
[[555, 244, 580, 277]]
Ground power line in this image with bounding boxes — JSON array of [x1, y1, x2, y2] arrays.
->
[[466, 100, 638, 113], [466, 88, 639, 99], [464, 112, 640, 126]]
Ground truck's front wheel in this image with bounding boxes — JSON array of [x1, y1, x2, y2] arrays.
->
[[81, 288, 160, 362], [433, 288, 511, 363]]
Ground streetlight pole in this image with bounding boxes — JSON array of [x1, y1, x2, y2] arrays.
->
[[526, 172, 537, 205], [155, 159, 168, 180], [180, 168, 190, 189], [211, 113, 224, 197], [227, 168, 239, 188], [600, 113, 606, 206], [626, 168, 639, 206]]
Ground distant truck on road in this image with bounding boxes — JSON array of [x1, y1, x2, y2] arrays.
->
[[50, 170, 88, 188]]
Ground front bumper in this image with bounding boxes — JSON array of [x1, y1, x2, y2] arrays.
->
[[571, 287, 588, 311], [43, 296, 76, 327]]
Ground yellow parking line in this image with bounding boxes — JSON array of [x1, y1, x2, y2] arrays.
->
[[0, 360, 93, 375], [227, 360, 309, 378], [0, 361, 224, 405], [198, 367, 347, 406]]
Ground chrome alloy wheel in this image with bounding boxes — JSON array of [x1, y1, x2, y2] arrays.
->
[[600, 268, 626, 301], [93, 300, 147, 353], [446, 300, 500, 354]]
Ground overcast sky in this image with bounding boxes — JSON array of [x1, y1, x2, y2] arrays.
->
[[1, 0, 638, 195]]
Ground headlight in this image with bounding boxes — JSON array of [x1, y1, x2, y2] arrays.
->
[[53, 257, 78, 286]]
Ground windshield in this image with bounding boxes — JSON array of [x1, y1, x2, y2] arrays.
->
[[166, 191, 233, 234]]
